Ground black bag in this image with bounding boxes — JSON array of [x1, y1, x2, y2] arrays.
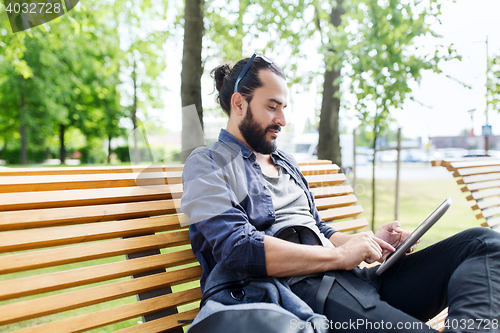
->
[[186, 225, 331, 333], [187, 300, 329, 333]]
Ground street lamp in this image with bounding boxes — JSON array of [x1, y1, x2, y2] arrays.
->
[[468, 109, 476, 137]]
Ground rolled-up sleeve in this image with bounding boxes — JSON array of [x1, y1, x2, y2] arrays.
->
[[181, 148, 267, 276]]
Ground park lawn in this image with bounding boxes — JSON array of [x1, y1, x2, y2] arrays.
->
[[0, 174, 481, 332], [352, 176, 480, 249]]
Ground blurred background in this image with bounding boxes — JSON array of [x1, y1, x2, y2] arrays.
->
[[0, 0, 499, 168]]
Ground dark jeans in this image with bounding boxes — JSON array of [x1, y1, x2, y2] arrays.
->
[[290, 228, 500, 332]]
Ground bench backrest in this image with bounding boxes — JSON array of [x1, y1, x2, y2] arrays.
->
[[0, 160, 367, 332], [432, 157, 500, 230]]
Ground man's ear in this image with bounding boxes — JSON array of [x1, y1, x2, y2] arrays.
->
[[230, 93, 245, 116]]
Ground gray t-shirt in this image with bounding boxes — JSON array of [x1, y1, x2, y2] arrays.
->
[[262, 166, 333, 248]]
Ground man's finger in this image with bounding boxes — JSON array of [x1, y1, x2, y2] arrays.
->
[[388, 221, 403, 233], [373, 236, 396, 253]]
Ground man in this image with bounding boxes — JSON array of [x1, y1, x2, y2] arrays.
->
[[181, 53, 500, 332]]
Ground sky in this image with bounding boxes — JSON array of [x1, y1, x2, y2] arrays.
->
[[159, 0, 500, 143]]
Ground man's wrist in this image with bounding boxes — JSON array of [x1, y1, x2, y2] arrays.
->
[[329, 232, 352, 247]]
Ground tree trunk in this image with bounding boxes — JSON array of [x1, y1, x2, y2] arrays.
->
[[131, 60, 139, 164], [181, 0, 205, 163], [235, 0, 248, 57], [317, 0, 344, 168], [0, 140, 7, 159], [108, 134, 112, 164], [20, 89, 27, 165], [371, 129, 378, 231], [370, 113, 380, 231], [60, 124, 66, 164]]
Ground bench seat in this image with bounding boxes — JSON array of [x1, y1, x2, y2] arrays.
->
[[0, 160, 369, 332], [432, 156, 500, 230]]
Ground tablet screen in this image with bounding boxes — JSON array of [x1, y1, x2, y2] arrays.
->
[[375, 196, 452, 276]]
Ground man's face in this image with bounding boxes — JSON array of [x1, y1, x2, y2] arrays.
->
[[238, 70, 288, 154]]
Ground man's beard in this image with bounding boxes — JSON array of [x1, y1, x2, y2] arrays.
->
[[238, 104, 280, 154]]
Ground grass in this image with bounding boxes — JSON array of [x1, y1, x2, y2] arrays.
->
[[1, 168, 483, 332]]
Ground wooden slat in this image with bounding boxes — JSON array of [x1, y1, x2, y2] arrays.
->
[[467, 188, 500, 201], [0, 165, 184, 176], [305, 174, 346, 187], [426, 308, 448, 331], [315, 195, 357, 210], [299, 164, 339, 176], [462, 180, 500, 192], [448, 159, 500, 171], [476, 206, 500, 219], [0, 266, 201, 325], [459, 172, 500, 185], [0, 216, 187, 253], [327, 218, 368, 232], [472, 197, 500, 211], [431, 160, 443, 167], [438, 157, 495, 169], [0, 232, 190, 275], [298, 160, 332, 166], [0, 172, 182, 193], [318, 205, 363, 221], [455, 166, 500, 177], [482, 216, 500, 228], [0, 199, 182, 231], [310, 185, 353, 198], [11, 288, 202, 333], [0, 249, 197, 301], [0, 185, 182, 212], [0, 163, 333, 176], [113, 308, 199, 333]]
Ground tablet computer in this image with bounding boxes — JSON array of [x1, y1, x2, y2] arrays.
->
[[375, 196, 452, 276]]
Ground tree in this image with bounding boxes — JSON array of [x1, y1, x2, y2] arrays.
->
[[339, 0, 459, 229], [0, 1, 126, 164], [316, 0, 345, 168], [0, 29, 57, 164], [111, 0, 168, 164], [181, 0, 205, 163], [488, 54, 500, 114]]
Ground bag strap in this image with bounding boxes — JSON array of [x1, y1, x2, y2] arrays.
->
[[315, 273, 336, 315], [200, 276, 277, 308]]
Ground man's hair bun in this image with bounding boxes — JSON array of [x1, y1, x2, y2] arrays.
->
[[211, 64, 231, 93]]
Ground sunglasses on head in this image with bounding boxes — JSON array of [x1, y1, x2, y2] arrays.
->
[[234, 52, 273, 94]]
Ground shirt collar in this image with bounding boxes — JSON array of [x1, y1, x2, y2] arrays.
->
[[217, 129, 254, 159]]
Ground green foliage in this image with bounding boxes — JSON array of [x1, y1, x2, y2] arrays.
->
[[79, 137, 107, 164], [0, 0, 172, 165], [113, 146, 131, 162], [336, 0, 459, 132], [0, 147, 47, 164], [488, 54, 500, 113]]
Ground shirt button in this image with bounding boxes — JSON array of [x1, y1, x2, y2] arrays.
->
[[263, 185, 267, 189], [254, 162, 259, 167], [268, 211, 274, 216]]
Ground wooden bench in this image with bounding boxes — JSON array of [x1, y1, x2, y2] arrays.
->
[[432, 156, 500, 231], [0, 160, 371, 332]]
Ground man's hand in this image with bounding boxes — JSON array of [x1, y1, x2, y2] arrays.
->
[[337, 232, 395, 270], [374, 221, 419, 259]]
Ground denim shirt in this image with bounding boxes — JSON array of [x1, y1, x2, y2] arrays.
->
[[181, 129, 338, 291]]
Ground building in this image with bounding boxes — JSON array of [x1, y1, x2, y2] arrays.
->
[[429, 135, 500, 151]]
